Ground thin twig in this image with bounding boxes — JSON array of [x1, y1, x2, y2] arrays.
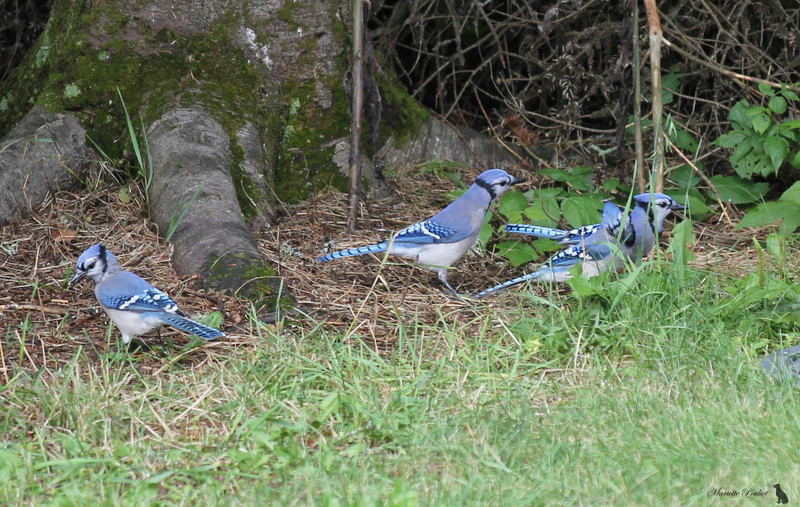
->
[[662, 38, 800, 94], [632, 0, 646, 193], [347, 0, 365, 231], [665, 136, 735, 226]]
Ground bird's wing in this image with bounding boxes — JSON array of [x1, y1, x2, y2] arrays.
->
[[392, 219, 465, 244], [98, 271, 185, 315]]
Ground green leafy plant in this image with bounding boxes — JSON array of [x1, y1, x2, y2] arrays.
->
[[708, 83, 800, 233], [738, 181, 800, 234], [713, 84, 800, 178]]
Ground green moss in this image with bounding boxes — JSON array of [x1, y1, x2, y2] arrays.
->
[[229, 133, 261, 221], [269, 76, 351, 202], [207, 252, 290, 308], [376, 70, 431, 149], [275, 0, 302, 30], [0, 0, 413, 207]]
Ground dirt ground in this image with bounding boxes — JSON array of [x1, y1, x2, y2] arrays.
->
[[0, 165, 774, 379]]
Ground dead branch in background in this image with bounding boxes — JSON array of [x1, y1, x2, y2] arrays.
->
[[369, 0, 800, 187], [632, 0, 646, 194]]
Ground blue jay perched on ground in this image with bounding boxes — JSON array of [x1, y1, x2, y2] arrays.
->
[[475, 193, 685, 298], [69, 244, 224, 343], [316, 168, 525, 296]]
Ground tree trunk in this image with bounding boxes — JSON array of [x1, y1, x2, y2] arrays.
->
[[0, 0, 522, 303]]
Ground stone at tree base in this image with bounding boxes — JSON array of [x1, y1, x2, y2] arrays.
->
[[0, 106, 92, 226], [378, 118, 524, 173], [761, 345, 800, 385]]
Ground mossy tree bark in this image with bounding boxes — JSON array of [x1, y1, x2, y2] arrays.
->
[[0, 0, 521, 303]]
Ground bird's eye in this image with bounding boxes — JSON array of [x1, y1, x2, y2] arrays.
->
[[85, 261, 96, 269]]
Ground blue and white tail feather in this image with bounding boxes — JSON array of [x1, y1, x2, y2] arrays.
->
[[317, 243, 388, 262], [70, 243, 225, 344], [477, 193, 685, 298], [157, 312, 224, 340], [317, 169, 525, 296], [503, 223, 604, 244]]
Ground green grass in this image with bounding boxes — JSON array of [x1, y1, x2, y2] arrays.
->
[[2, 259, 800, 504]]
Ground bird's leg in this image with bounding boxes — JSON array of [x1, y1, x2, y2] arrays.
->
[[437, 270, 462, 299]]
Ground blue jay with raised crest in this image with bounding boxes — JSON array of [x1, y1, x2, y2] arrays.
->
[[69, 244, 224, 343], [317, 168, 525, 296], [475, 193, 685, 298]]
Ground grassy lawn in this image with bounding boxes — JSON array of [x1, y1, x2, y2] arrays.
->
[[3, 254, 799, 504]]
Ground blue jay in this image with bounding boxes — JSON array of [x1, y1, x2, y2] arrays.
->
[[317, 168, 525, 296], [69, 244, 224, 343], [476, 193, 685, 298]]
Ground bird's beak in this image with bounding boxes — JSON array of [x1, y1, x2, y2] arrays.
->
[[673, 201, 687, 211], [511, 176, 526, 186], [69, 270, 86, 288]]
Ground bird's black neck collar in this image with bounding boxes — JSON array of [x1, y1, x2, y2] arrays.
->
[[98, 244, 108, 271], [474, 179, 497, 200]]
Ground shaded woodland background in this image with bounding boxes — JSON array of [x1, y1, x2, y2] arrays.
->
[[3, 0, 799, 190]]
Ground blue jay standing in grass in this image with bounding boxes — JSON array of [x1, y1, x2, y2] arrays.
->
[[69, 244, 224, 344], [316, 168, 525, 296], [475, 193, 685, 298]]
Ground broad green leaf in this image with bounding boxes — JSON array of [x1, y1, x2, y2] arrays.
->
[[496, 241, 540, 267], [477, 211, 494, 247], [758, 82, 776, 96], [561, 195, 603, 228], [662, 71, 681, 105], [601, 177, 628, 193], [781, 89, 800, 101], [567, 273, 596, 297], [781, 213, 800, 235], [779, 181, 800, 204], [738, 201, 796, 229], [769, 95, 787, 114], [709, 175, 768, 204], [668, 164, 702, 188], [777, 126, 797, 141], [202, 311, 225, 328], [668, 218, 696, 266], [729, 135, 756, 162], [118, 187, 132, 204], [713, 130, 747, 148], [744, 106, 769, 117], [680, 194, 709, 218], [496, 190, 528, 222], [539, 166, 593, 192], [522, 194, 560, 227], [765, 233, 785, 261], [531, 237, 564, 253], [751, 114, 770, 134], [791, 150, 800, 169], [782, 119, 800, 129], [728, 100, 752, 127], [763, 135, 789, 172], [524, 187, 563, 201], [669, 127, 699, 152]]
